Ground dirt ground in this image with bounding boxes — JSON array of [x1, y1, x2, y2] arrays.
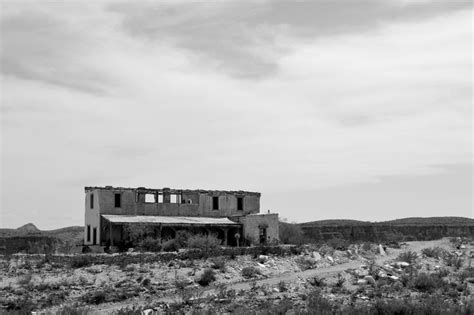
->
[[1, 237, 473, 314]]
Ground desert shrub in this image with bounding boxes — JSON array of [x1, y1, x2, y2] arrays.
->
[[308, 276, 326, 287], [187, 234, 221, 254], [306, 288, 334, 314], [141, 278, 151, 286], [81, 289, 107, 304], [56, 304, 93, 315], [210, 257, 226, 271], [175, 230, 192, 247], [458, 266, 474, 283], [326, 238, 348, 250], [277, 280, 288, 292], [241, 266, 261, 279], [295, 256, 317, 271], [162, 239, 180, 252], [123, 223, 156, 245], [70, 255, 93, 268], [197, 268, 216, 286], [279, 219, 306, 245], [3, 294, 36, 312], [137, 237, 162, 252], [17, 272, 33, 288], [422, 247, 447, 259], [445, 255, 463, 270], [410, 272, 444, 293], [396, 250, 418, 264], [335, 273, 345, 287]]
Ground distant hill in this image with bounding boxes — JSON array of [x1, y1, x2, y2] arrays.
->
[[301, 217, 474, 227], [0, 224, 83, 243], [17, 223, 40, 233]]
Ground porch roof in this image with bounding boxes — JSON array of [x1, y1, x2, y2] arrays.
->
[[101, 215, 240, 227]]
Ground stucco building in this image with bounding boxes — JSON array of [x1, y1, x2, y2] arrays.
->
[[84, 186, 279, 247]]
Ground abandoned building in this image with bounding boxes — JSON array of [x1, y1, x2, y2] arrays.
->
[[84, 186, 279, 247]]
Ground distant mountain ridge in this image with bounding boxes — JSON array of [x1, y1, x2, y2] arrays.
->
[[0, 224, 83, 243], [301, 216, 474, 227]]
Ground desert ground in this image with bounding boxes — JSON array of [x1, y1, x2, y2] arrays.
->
[[1, 236, 473, 314]]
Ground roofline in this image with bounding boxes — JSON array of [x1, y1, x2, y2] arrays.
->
[[84, 186, 261, 196]]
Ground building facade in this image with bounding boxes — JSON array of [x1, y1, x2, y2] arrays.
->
[[84, 186, 279, 247]]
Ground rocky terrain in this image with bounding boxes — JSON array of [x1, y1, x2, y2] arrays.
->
[[1, 237, 473, 314]]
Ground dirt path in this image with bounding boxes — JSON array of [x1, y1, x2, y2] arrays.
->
[[95, 238, 457, 313]]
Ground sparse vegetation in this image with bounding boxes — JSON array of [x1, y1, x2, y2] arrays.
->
[[197, 268, 216, 286], [396, 250, 418, 264], [241, 266, 261, 278]]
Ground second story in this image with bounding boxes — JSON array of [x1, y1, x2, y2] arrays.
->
[[85, 186, 260, 218]]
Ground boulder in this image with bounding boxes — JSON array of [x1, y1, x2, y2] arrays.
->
[[378, 244, 386, 256], [364, 275, 376, 285], [258, 255, 269, 263], [357, 279, 368, 285], [312, 252, 322, 261], [326, 256, 334, 263]]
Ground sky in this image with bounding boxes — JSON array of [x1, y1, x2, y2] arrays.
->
[[1, 0, 472, 229]]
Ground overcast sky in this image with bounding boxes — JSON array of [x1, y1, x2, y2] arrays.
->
[[1, 0, 472, 229]]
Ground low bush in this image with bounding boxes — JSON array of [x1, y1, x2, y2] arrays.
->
[[295, 256, 317, 271], [422, 247, 447, 259], [81, 289, 107, 304], [188, 234, 221, 254], [137, 237, 162, 252], [458, 266, 474, 283], [241, 266, 261, 279], [326, 238, 349, 251], [277, 280, 288, 292], [197, 268, 216, 286], [162, 239, 180, 252], [396, 251, 418, 264], [410, 272, 445, 293], [445, 255, 463, 270], [70, 255, 93, 268], [210, 257, 226, 271]]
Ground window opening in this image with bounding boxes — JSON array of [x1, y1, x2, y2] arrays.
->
[[237, 197, 244, 211], [145, 193, 156, 203], [212, 196, 219, 210], [90, 194, 94, 209], [114, 193, 121, 208]]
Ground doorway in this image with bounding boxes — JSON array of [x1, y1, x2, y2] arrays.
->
[[259, 227, 267, 244]]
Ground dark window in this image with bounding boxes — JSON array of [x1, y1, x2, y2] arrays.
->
[[114, 193, 121, 208], [212, 196, 219, 210], [90, 194, 94, 209], [87, 225, 91, 242], [237, 197, 244, 211], [92, 228, 97, 245]]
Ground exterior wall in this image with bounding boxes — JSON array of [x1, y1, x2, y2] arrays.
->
[[198, 193, 260, 217], [240, 213, 279, 245], [90, 188, 259, 218], [99, 190, 137, 215], [84, 189, 101, 245]]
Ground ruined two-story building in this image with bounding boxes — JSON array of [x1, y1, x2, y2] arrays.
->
[[84, 186, 279, 247]]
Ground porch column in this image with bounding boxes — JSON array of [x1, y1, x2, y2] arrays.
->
[[109, 221, 114, 246], [223, 227, 228, 246]]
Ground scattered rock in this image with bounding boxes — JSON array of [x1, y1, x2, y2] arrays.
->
[[357, 279, 368, 285], [364, 275, 376, 285], [312, 252, 322, 261]]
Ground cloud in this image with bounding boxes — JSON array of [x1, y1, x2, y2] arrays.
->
[[109, 0, 471, 79], [1, 5, 116, 94]]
